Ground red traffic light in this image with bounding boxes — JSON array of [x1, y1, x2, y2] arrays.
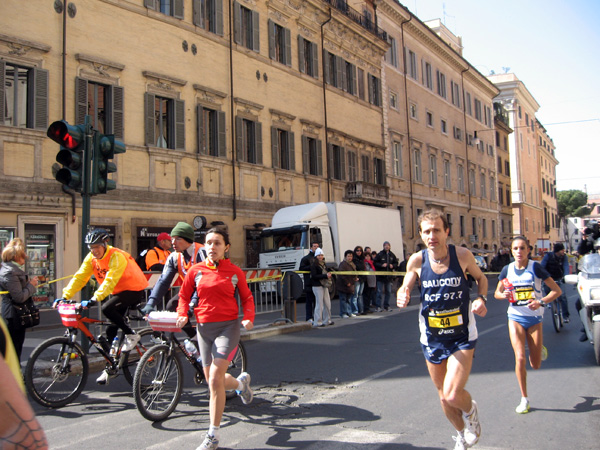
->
[[47, 120, 85, 150]]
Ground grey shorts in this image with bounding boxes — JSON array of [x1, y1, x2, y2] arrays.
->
[[197, 319, 241, 367]]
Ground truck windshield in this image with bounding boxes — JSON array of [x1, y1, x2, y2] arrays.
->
[[260, 225, 308, 252]]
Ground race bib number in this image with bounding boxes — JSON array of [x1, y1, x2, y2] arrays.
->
[[514, 287, 534, 306], [427, 310, 465, 339]]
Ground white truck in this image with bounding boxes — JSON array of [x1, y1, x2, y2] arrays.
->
[[258, 202, 404, 274]]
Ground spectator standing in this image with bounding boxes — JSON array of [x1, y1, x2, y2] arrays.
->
[[0, 238, 38, 362], [337, 250, 357, 318], [299, 242, 319, 323], [490, 248, 511, 273], [144, 232, 172, 271], [363, 251, 377, 313], [577, 228, 595, 257], [374, 241, 399, 312], [541, 243, 571, 322], [310, 248, 333, 327], [352, 246, 366, 314]]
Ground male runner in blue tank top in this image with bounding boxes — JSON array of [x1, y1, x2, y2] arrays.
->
[[397, 209, 488, 450]]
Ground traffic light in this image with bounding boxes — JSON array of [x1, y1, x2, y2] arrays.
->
[[47, 120, 86, 191], [92, 132, 126, 194]]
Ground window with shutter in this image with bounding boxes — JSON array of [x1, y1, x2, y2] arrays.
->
[[144, 93, 184, 150], [1, 62, 48, 130]]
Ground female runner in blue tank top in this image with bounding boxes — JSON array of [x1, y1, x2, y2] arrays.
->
[[494, 235, 561, 415]]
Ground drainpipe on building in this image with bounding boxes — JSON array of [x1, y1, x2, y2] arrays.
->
[[228, 0, 237, 220], [320, 8, 332, 202], [400, 15, 414, 239], [460, 67, 472, 212]]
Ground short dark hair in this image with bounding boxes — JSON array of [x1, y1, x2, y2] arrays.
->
[[344, 249, 354, 257], [418, 209, 449, 232]]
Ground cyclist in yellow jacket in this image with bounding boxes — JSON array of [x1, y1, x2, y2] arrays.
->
[[58, 228, 148, 384]]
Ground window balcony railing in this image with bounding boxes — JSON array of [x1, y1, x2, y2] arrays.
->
[[321, 0, 387, 41], [344, 181, 391, 206]]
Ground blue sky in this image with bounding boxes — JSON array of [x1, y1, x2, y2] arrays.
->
[[406, 0, 600, 196]]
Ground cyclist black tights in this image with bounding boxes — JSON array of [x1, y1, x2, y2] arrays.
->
[[102, 290, 144, 342]]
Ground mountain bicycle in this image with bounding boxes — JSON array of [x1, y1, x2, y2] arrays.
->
[[133, 314, 247, 421], [24, 300, 157, 408], [548, 299, 563, 333]]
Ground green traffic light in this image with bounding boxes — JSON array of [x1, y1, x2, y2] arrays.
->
[[92, 131, 126, 194]]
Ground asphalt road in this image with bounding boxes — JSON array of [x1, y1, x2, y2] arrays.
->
[[23, 281, 599, 450]]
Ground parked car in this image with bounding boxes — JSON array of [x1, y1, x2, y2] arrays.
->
[[474, 255, 488, 271]]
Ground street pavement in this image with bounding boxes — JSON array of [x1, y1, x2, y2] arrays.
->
[[21, 277, 600, 450]]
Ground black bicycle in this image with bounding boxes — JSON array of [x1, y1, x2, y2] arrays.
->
[[133, 315, 247, 421], [25, 301, 157, 408], [548, 300, 563, 333]]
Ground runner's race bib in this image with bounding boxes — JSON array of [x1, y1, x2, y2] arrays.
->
[[427, 309, 465, 339], [514, 286, 535, 306]]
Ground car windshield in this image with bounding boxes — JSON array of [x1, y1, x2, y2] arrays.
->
[[580, 253, 600, 277]]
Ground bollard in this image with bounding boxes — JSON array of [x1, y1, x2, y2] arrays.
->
[[284, 299, 297, 323]]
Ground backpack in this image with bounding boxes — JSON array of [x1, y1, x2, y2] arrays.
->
[[135, 248, 153, 271], [544, 252, 564, 280]]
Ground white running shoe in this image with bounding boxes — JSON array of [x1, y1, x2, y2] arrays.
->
[[236, 372, 253, 405], [453, 432, 468, 450], [196, 434, 219, 450], [541, 345, 548, 361], [96, 370, 110, 385], [122, 333, 141, 352], [515, 397, 530, 414], [463, 400, 481, 446]]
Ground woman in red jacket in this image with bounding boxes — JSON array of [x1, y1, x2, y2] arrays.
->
[[176, 227, 255, 450]]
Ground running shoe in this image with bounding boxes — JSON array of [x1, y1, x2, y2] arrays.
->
[[236, 372, 253, 405], [463, 400, 481, 446], [515, 398, 530, 414], [563, 317, 570, 323], [122, 333, 141, 352], [452, 432, 468, 450], [196, 434, 219, 450], [541, 345, 548, 361]]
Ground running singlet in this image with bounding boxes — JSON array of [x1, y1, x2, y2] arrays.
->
[[499, 261, 549, 318], [419, 245, 477, 344]]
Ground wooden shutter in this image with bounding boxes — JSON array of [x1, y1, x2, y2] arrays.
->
[[255, 121, 263, 165], [339, 146, 346, 181], [144, 0, 157, 11], [284, 28, 292, 66], [32, 67, 49, 130], [235, 116, 243, 161], [0, 61, 4, 124], [350, 64, 356, 95], [197, 104, 205, 154], [301, 135, 309, 174], [214, 0, 223, 36], [233, 1, 241, 44], [174, 99, 185, 150], [252, 10, 260, 52], [268, 20, 275, 60], [173, 0, 184, 19], [316, 140, 322, 176], [335, 56, 343, 88], [289, 131, 295, 171], [144, 93, 155, 146], [193, 0, 203, 28], [75, 77, 88, 125], [217, 111, 226, 158], [323, 52, 330, 84], [311, 41, 319, 78], [341, 61, 348, 92], [271, 126, 279, 169], [298, 36, 305, 74], [368, 75, 373, 104], [112, 86, 124, 140], [326, 144, 333, 178], [377, 77, 382, 107]]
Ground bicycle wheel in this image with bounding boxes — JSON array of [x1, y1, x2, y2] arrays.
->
[[133, 344, 183, 421], [121, 328, 162, 385], [225, 341, 248, 400], [25, 336, 89, 408], [550, 301, 561, 333]]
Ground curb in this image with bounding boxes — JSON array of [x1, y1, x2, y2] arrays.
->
[[241, 321, 313, 341]]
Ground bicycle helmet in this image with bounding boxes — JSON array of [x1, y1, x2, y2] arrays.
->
[[85, 228, 110, 245]]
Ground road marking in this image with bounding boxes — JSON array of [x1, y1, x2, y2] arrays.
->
[[478, 323, 506, 336]]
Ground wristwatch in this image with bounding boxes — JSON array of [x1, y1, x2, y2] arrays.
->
[[476, 295, 487, 303], [539, 300, 546, 307]]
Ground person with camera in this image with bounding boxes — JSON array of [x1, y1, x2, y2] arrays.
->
[[541, 243, 571, 323], [0, 238, 38, 362]]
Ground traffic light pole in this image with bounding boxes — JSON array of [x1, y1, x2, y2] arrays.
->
[[80, 115, 93, 352]]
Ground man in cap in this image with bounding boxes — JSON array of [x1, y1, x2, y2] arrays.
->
[[142, 222, 206, 339], [374, 240, 399, 312], [144, 232, 172, 271], [541, 242, 571, 322]]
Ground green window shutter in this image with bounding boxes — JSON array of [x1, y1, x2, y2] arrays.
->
[[252, 10, 260, 52], [75, 77, 88, 125], [326, 144, 333, 178], [0, 61, 4, 124], [301, 135, 309, 174], [233, 1, 241, 44], [144, 93, 155, 146], [268, 20, 275, 60], [271, 126, 279, 169], [32, 67, 49, 130], [144, 0, 157, 11], [335, 56, 343, 88], [215, 0, 224, 36], [377, 77, 382, 106], [174, 99, 185, 150], [112, 85, 124, 140], [235, 116, 244, 161], [193, 0, 203, 28], [317, 139, 323, 176], [340, 146, 346, 181], [350, 64, 356, 95], [217, 111, 226, 158], [311, 41, 319, 78], [298, 36, 305, 74], [173, 0, 184, 19], [255, 121, 263, 165], [197, 104, 205, 154], [341, 61, 348, 92], [284, 28, 292, 67], [289, 131, 295, 171]]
